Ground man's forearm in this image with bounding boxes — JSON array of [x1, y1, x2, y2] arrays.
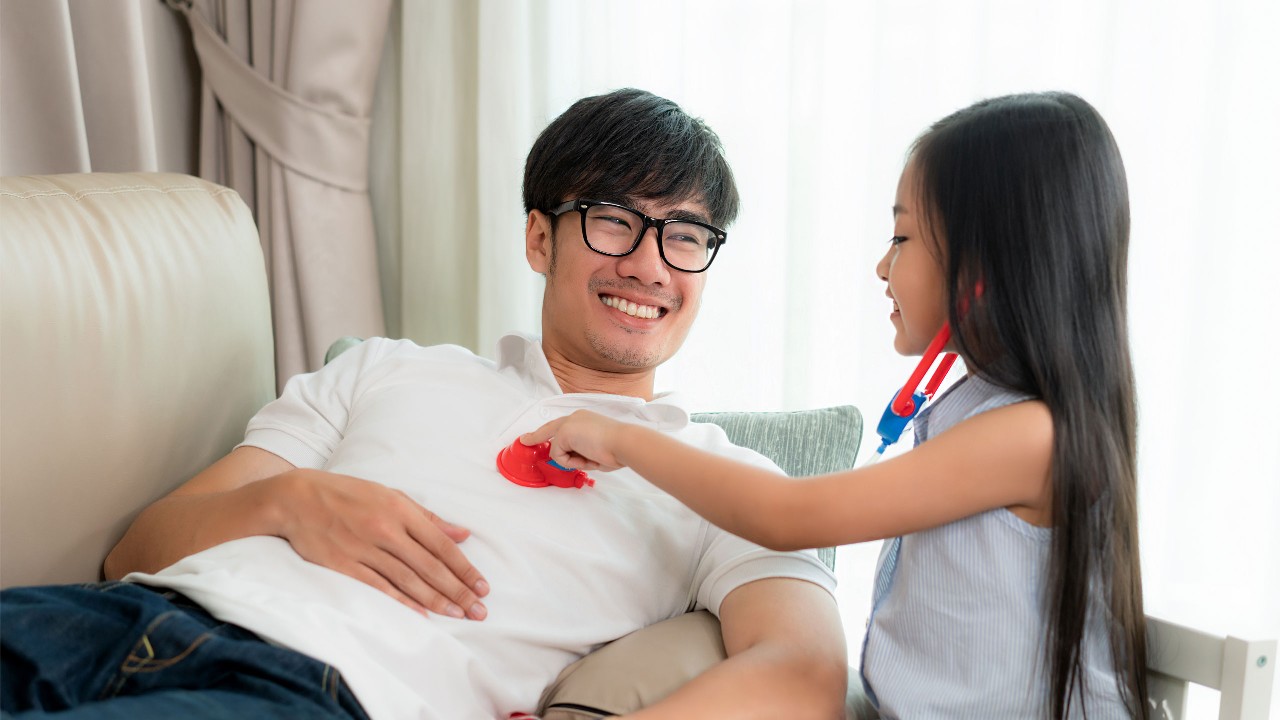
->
[[627, 578, 847, 720], [103, 446, 296, 579], [103, 446, 490, 619], [626, 642, 847, 720], [103, 473, 290, 579]]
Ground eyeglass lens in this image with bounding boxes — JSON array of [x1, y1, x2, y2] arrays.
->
[[583, 204, 716, 272]]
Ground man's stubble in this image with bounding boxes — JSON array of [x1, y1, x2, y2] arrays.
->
[[548, 234, 671, 370]]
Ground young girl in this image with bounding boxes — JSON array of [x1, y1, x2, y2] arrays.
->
[[523, 92, 1148, 719]]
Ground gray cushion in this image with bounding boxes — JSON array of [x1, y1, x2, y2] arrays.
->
[[324, 335, 364, 365], [692, 407, 862, 570], [691, 407, 863, 478]]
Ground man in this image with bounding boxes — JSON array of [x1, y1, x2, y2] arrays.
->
[[1, 89, 847, 719]]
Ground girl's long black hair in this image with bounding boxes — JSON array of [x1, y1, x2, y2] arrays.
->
[[911, 92, 1147, 718]]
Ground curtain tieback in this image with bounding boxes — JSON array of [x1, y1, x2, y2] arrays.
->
[[178, 4, 371, 192]]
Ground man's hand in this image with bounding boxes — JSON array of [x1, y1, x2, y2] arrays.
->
[[105, 447, 489, 620], [276, 469, 489, 619], [521, 409, 628, 472]]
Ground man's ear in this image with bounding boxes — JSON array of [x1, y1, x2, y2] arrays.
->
[[525, 210, 553, 274]]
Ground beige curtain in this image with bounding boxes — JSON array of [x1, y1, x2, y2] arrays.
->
[[174, 0, 390, 387], [0, 0, 200, 176]]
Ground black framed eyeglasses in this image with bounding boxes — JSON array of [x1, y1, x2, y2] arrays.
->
[[547, 199, 727, 273]]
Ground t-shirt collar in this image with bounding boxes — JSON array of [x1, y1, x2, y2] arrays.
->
[[495, 332, 690, 430]]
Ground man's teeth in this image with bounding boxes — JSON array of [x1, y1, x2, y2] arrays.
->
[[601, 295, 661, 319]]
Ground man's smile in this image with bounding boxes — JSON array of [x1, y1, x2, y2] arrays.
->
[[599, 293, 667, 320]]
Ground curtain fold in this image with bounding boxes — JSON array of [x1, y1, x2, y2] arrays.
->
[[0, 0, 199, 176], [178, 0, 390, 387], [372, 1, 552, 353]]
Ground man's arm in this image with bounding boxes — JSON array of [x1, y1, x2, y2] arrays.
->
[[103, 445, 490, 620], [626, 578, 847, 720]]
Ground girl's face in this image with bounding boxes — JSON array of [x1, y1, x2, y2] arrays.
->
[[876, 161, 948, 356]]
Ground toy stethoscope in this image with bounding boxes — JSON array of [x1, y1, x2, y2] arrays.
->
[[864, 323, 959, 466], [496, 322, 960, 486], [496, 439, 595, 489]]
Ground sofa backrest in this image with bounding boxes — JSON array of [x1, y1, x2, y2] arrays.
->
[[0, 173, 275, 587]]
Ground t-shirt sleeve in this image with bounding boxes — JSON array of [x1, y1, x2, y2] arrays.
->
[[683, 427, 838, 617], [236, 337, 396, 469]]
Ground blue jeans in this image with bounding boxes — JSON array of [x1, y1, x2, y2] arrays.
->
[[1, 582, 370, 719]]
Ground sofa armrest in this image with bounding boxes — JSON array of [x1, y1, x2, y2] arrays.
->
[[0, 173, 274, 588]]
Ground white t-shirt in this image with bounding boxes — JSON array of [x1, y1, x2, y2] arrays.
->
[[128, 334, 835, 720]]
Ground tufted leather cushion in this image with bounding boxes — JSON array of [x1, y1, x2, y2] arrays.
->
[[0, 173, 274, 588]]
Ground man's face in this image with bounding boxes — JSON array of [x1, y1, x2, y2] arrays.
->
[[526, 197, 711, 374]]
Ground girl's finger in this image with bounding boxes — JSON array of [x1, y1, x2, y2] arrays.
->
[[548, 445, 578, 468], [563, 452, 597, 470], [520, 418, 563, 446]]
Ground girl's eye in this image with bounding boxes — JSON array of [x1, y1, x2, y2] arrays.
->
[[890, 235, 907, 245]]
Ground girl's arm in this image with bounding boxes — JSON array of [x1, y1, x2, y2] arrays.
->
[[524, 401, 1054, 550]]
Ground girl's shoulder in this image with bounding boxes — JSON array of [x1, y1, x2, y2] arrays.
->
[[917, 374, 1039, 443], [900, 386, 1055, 524], [956, 398, 1053, 447]]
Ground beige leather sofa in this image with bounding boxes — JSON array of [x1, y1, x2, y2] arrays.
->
[[1, 173, 274, 588]]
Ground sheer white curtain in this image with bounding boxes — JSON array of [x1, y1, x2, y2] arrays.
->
[[373, 1, 1279, 714]]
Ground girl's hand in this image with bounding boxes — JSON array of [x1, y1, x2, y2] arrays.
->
[[521, 410, 627, 472]]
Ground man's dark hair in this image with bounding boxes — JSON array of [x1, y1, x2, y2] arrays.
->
[[523, 88, 740, 228]]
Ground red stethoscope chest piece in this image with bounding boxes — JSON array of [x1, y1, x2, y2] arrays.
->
[[496, 439, 595, 489]]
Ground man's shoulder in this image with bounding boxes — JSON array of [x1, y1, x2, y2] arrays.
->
[[312, 337, 500, 395], [338, 337, 493, 369]]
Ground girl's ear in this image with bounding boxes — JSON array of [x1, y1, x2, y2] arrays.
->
[[525, 211, 553, 273]]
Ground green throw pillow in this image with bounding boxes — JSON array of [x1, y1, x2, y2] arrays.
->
[[692, 407, 862, 571]]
